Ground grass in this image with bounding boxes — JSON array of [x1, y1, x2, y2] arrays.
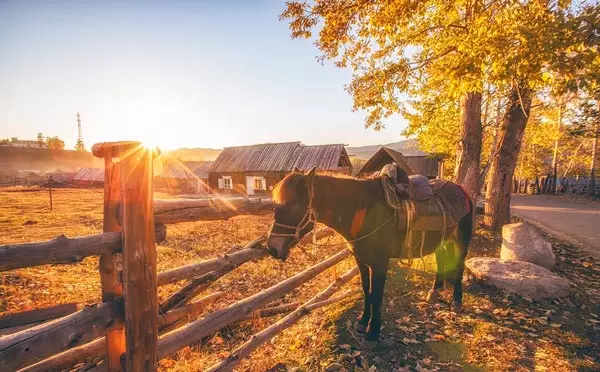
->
[[1, 186, 599, 371]]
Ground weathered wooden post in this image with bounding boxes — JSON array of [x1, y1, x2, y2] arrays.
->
[[48, 176, 53, 211], [120, 142, 159, 371], [93, 142, 126, 371], [93, 141, 159, 371]]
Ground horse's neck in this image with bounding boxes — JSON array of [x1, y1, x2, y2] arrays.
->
[[312, 176, 374, 239]]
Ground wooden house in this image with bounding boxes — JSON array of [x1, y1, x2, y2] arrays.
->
[[208, 142, 352, 196], [357, 146, 444, 179]]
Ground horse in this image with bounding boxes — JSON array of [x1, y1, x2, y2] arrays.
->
[[266, 167, 474, 348]]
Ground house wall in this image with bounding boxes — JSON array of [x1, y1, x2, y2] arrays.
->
[[209, 171, 288, 196]]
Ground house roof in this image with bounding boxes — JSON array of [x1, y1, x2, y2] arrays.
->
[[183, 161, 212, 179], [209, 142, 351, 173], [357, 147, 415, 176], [74, 168, 104, 182]]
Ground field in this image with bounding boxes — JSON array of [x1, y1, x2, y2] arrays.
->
[[1, 187, 599, 371]]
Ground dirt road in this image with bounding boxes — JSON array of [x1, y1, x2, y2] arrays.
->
[[511, 194, 600, 258]]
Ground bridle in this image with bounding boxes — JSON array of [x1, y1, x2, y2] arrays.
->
[[268, 182, 318, 242]]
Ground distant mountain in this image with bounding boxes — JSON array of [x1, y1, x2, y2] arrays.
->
[[167, 147, 222, 161], [168, 139, 426, 162], [346, 138, 426, 160]]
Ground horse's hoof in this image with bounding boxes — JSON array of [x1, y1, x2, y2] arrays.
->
[[451, 303, 463, 313], [361, 336, 378, 350], [426, 289, 440, 303], [353, 320, 367, 334]]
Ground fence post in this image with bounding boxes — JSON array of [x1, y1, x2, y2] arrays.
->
[[119, 143, 158, 371], [93, 143, 127, 371]]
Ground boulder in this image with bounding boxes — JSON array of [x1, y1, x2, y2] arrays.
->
[[466, 257, 569, 300], [501, 222, 555, 269]]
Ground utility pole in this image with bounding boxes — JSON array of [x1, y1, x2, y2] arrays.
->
[[75, 112, 86, 151]]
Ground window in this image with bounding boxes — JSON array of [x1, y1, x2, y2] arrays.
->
[[253, 177, 266, 190], [219, 176, 232, 190]]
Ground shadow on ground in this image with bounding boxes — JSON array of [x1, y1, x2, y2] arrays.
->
[[310, 228, 600, 372]]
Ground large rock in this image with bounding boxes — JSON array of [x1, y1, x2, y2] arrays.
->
[[466, 257, 569, 300], [501, 222, 556, 269]]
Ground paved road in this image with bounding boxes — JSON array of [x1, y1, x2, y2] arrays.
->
[[511, 195, 600, 257]]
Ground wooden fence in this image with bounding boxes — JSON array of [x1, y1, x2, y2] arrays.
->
[[513, 176, 600, 196], [0, 141, 356, 372]]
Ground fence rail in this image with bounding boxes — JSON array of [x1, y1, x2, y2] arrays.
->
[[0, 141, 354, 372]]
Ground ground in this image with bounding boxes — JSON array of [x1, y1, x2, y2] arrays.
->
[[511, 195, 600, 258], [1, 187, 599, 372]]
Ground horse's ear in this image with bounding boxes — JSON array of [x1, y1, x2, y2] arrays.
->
[[306, 167, 316, 181], [293, 166, 300, 173]]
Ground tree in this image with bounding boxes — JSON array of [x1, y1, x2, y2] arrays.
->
[[37, 132, 45, 148], [485, 81, 533, 229], [483, 2, 599, 229], [46, 136, 65, 150], [75, 138, 86, 152], [571, 98, 600, 196], [280, 0, 497, 203], [282, 0, 599, 228]]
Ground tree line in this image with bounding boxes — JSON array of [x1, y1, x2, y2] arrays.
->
[[281, 0, 599, 231]]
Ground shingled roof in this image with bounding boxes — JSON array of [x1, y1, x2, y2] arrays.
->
[[356, 147, 415, 176], [209, 142, 351, 173]]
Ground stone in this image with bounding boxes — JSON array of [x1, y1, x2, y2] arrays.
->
[[466, 257, 569, 300], [325, 363, 344, 371], [501, 222, 556, 269]]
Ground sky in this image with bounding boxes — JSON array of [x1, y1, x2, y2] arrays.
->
[[0, 1, 408, 150]]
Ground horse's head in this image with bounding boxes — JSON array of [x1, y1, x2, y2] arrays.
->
[[267, 167, 317, 260]]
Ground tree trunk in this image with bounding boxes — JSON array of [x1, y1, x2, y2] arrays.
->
[[480, 96, 503, 182], [551, 97, 564, 193], [484, 81, 532, 230], [454, 91, 483, 205], [589, 114, 598, 197]]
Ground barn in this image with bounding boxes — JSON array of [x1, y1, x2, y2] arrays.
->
[[73, 168, 105, 187], [0, 169, 18, 185], [208, 142, 352, 196], [15, 170, 45, 184], [46, 168, 78, 183], [357, 146, 444, 179]]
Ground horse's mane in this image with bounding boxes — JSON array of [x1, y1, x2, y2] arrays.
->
[[273, 172, 380, 212]]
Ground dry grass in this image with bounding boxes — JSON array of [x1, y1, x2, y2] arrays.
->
[[1, 186, 599, 371]]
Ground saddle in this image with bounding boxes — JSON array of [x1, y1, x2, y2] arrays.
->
[[379, 163, 464, 232]]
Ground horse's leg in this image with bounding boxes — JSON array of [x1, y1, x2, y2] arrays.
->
[[362, 258, 389, 349], [451, 212, 473, 311], [353, 261, 371, 333], [427, 244, 446, 303]]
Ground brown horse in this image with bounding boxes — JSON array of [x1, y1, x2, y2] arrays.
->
[[267, 168, 474, 348]]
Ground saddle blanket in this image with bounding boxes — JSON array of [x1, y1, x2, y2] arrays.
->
[[383, 177, 471, 232]]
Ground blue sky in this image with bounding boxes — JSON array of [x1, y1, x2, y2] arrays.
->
[[0, 1, 408, 150]]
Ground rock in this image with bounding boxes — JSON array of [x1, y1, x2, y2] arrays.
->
[[466, 257, 569, 300], [325, 363, 344, 371], [501, 222, 556, 269]]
